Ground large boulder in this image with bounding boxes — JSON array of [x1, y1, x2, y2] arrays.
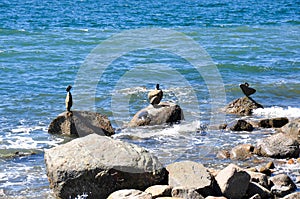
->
[[166, 161, 221, 197], [258, 117, 289, 128], [128, 102, 183, 127], [215, 164, 250, 199], [281, 118, 300, 141], [256, 133, 300, 158], [48, 111, 114, 137], [270, 174, 297, 197], [44, 134, 168, 199], [246, 182, 271, 199], [225, 96, 263, 116]]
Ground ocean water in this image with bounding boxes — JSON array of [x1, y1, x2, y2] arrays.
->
[[0, 0, 299, 197]]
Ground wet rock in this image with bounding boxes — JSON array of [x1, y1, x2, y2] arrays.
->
[[48, 111, 114, 137], [246, 182, 271, 199], [281, 118, 300, 141], [228, 120, 254, 131], [129, 102, 184, 127], [265, 161, 275, 169], [215, 164, 250, 199], [246, 171, 268, 188], [283, 192, 300, 199], [216, 150, 230, 160], [258, 117, 289, 128], [225, 96, 263, 116], [171, 187, 204, 199], [44, 134, 167, 199], [218, 123, 227, 130], [270, 174, 297, 197], [256, 133, 300, 158], [166, 161, 221, 197], [107, 189, 152, 199], [145, 185, 172, 198], [0, 149, 40, 159], [230, 144, 255, 160]]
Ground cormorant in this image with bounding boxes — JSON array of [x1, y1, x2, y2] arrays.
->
[[65, 85, 73, 112], [239, 82, 256, 97]]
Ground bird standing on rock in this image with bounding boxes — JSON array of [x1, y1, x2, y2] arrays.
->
[[148, 84, 163, 106], [239, 82, 256, 97], [65, 85, 73, 113]]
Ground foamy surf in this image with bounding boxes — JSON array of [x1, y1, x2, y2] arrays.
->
[[253, 106, 300, 118]]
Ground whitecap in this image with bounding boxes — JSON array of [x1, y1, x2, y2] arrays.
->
[[253, 106, 300, 118]]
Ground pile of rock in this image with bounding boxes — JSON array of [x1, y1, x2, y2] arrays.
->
[[107, 162, 299, 199], [225, 96, 263, 116], [45, 134, 299, 199], [218, 116, 300, 161]]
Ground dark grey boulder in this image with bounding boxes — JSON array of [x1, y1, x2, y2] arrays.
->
[[44, 134, 167, 199], [270, 174, 297, 197], [256, 133, 300, 158], [246, 171, 269, 188], [215, 164, 250, 199], [166, 161, 221, 197], [281, 118, 300, 141], [128, 102, 184, 127], [228, 120, 254, 131], [48, 111, 114, 137], [246, 182, 271, 199], [258, 117, 289, 128], [225, 96, 263, 116]]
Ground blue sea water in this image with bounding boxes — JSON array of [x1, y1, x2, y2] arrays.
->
[[0, 0, 299, 197]]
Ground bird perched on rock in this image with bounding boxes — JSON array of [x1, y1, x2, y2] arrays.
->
[[65, 85, 73, 113], [148, 84, 163, 106], [239, 82, 256, 97]]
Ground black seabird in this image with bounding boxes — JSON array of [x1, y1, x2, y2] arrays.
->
[[239, 82, 256, 97], [65, 85, 73, 112]]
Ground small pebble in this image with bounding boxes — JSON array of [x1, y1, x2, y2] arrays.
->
[[259, 167, 272, 176], [287, 159, 295, 164]]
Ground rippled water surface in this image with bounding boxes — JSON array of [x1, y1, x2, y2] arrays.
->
[[0, 0, 299, 197]]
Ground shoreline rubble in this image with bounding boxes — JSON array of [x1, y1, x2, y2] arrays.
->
[[44, 97, 300, 198]]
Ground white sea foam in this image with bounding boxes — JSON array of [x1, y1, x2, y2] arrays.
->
[[6, 137, 37, 149], [114, 86, 147, 95], [11, 125, 46, 134], [253, 106, 300, 118]]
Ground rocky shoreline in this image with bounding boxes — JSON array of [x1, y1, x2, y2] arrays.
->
[[45, 98, 300, 199]]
